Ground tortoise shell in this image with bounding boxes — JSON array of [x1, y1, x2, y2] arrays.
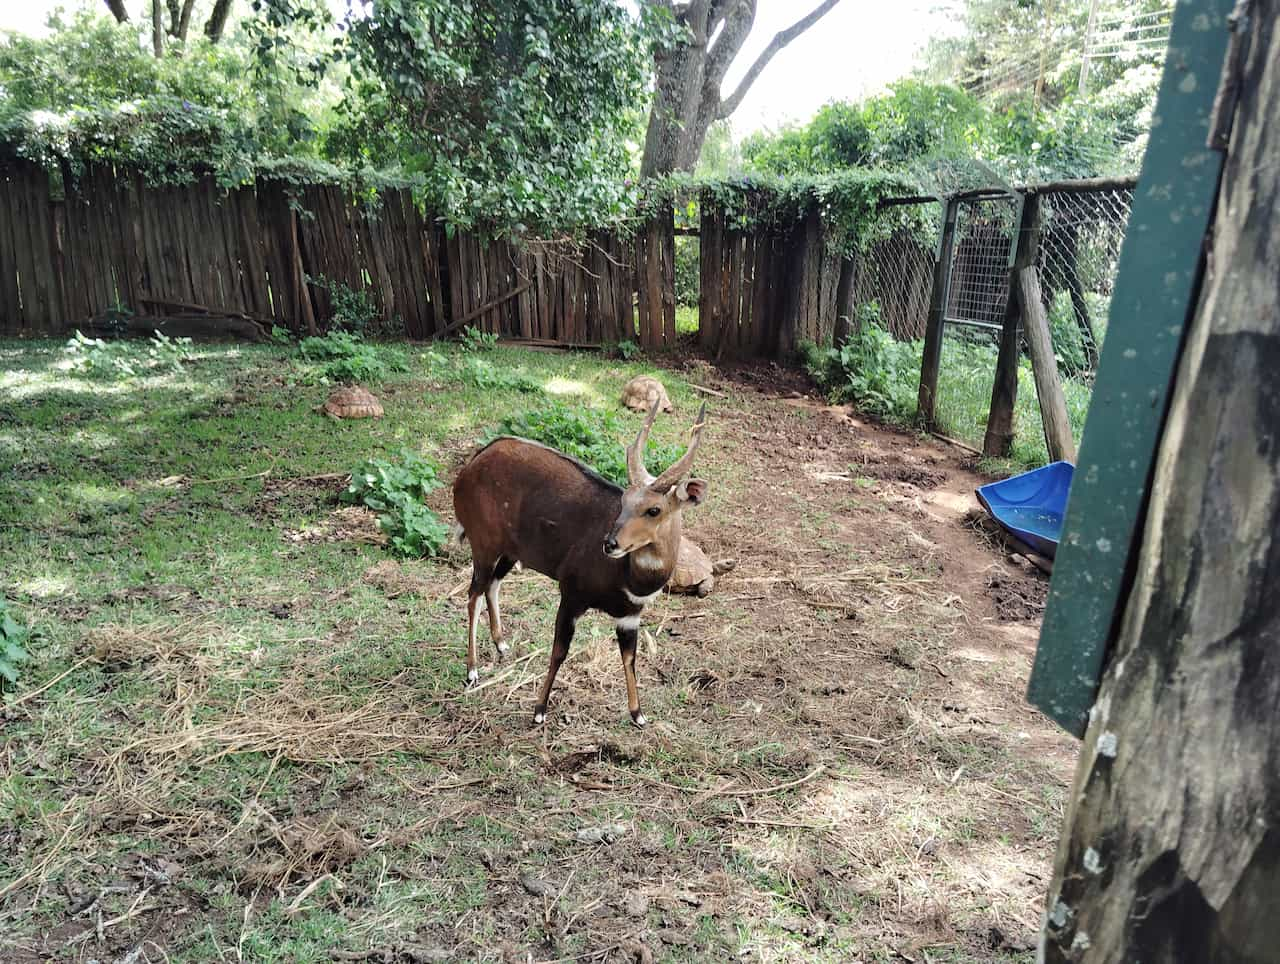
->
[[322, 385, 384, 419], [621, 375, 674, 414]]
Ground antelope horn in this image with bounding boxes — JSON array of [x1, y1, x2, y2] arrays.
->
[[651, 401, 707, 492], [626, 398, 661, 484]]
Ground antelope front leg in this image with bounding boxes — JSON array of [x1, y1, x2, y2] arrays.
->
[[615, 617, 646, 727], [533, 600, 580, 725]]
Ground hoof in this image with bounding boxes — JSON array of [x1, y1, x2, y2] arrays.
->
[[631, 711, 649, 729], [533, 706, 547, 726], [496, 640, 510, 655], [465, 667, 479, 688]]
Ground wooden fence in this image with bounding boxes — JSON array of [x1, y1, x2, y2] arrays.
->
[[0, 160, 655, 347], [696, 206, 845, 359], [1, 159, 877, 358]]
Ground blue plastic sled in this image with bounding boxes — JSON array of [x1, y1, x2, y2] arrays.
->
[[975, 461, 1074, 559]]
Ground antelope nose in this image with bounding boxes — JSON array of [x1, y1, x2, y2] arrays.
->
[[603, 537, 619, 555]]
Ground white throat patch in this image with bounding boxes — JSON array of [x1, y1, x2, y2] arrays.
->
[[623, 587, 661, 608]]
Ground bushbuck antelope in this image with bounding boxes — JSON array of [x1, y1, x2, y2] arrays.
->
[[452, 401, 709, 726]]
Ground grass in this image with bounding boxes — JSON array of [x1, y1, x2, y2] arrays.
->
[[934, 334, 1093, 470], [0, 336, 1068, 961], [675, 304, 699, 335]]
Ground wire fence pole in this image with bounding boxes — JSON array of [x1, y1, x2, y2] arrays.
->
[[917, 196, 959, 429]]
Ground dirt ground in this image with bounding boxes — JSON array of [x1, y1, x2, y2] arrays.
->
[[2, 348, 1075, 963]]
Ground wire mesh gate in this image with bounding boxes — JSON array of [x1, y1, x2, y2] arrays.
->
[[847, 179, 1136, 463]]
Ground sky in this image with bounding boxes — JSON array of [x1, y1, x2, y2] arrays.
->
[[0, 0, 964, 136]]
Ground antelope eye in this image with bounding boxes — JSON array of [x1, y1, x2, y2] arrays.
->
[[645, 506, 662, 517]]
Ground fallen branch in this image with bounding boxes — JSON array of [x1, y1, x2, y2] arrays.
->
[[430, 282, 532, 341], [188, 468, 272, 486], [688, 383, 728, 399]]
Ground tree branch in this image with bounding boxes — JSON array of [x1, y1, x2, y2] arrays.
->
[[716, 0, 845, 119], [704, 0, 755, 88], [103, 0, 129, 22]]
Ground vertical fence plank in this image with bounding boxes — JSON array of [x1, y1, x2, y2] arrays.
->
[[0, 170, 23, 332]]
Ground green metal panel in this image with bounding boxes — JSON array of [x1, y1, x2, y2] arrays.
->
[[1028, 0, 1235, 737]]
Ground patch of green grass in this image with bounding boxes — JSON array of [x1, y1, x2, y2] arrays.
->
[[675, 304, 699, 334]]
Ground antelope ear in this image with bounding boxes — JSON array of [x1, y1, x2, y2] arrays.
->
[[677, 478, 708, 506]]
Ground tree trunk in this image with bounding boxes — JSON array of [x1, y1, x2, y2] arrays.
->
[[103, 0, 129, 22], [1059, 223, 1101, 369], [639, 0, 843, 177], [205, 0, 235, 42], [640, 41, 707, 178], [176, 0, 198, 42], [1041, 5, 1280, 960], [151, 0, 164, 57]]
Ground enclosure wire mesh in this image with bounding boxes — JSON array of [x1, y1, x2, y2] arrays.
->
[[1035, 186, 1134, 380], [944, 196, 1020, 329], [850, 201, 940, 341], [847, 184, 1136, 455]]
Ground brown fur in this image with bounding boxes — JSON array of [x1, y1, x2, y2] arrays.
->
[[452, 417, 707, 727]]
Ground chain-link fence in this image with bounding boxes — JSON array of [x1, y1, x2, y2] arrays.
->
[[1036, 185, 1134, 379], [849, 201, 941, 340], [848, 179, 1135, 463]]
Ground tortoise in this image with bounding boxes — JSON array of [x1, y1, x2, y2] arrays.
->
[[319, 385, 384, 419], [669, 537, 736, 597], [621, 375, 674, 414]]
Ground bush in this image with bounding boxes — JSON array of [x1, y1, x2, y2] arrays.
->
[[341, 449, 450, 558], [801, 303, 920, 421], [604, 340, 641, 361], [486, 400, 685, 488], [314, 278, 404, 338], [1, 598, 31, 692], [298, 330, 406, 384], [456, 357, 542, 393], [64, 329, 194, 378]]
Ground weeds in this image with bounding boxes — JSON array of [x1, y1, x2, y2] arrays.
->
[[298, 330, 407, 385], [421, 346, 542, 393], [341, 449, 451, 557], [456, 356, 542, 393], [64, 329, 194, 378], [459, 326, 499, 353], [314, 277, 404, 338], [802, 301, 1094, 469], [801, 305, 920, 422], [605, 339, 642, 361], [0, 598, 31, 691], [486, 400, 684, 487]]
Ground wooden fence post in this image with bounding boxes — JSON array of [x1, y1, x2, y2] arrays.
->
[[984, 191, 1034, 458], [833, 254, 855, 347], [917, 197, 959, 429], [1016, 195, 1076, 462]]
